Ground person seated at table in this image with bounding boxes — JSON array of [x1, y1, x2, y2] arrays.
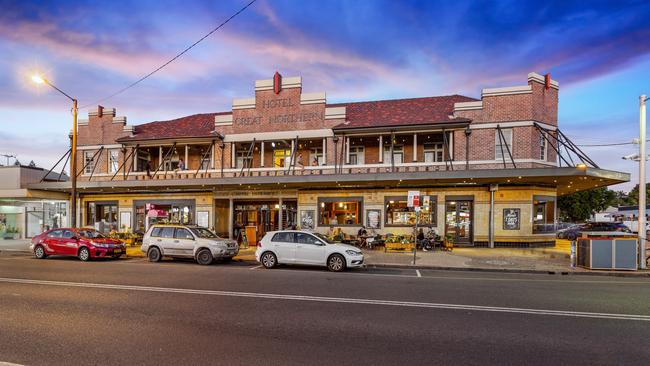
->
[[333, 227, 344, 242], [416, 228, 427, 251], [357, 226, 368, 237]]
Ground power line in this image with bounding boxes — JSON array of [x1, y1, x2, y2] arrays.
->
[[80, 0, 258, 109], [576, 142, 635, 147], [575, 140, 650, 147]]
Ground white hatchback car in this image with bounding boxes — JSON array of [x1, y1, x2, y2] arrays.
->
[[255, 230, 364, 272], [141, 225, 239, 265]]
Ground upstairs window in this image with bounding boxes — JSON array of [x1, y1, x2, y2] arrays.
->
[[236, 150, 252, 169], [348, 146, 365, 165], [495, 129, 513, 160], [108, 149, 119, 173], [84, 151, 95, 174], [383, 145, 404, 164], [310, 148, 324, 166], [424, 143, 444, 162]]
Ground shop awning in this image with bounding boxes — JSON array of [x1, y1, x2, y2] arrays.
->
[[26, 167, 629, 196]]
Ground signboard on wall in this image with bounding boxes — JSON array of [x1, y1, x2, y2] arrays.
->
[[300, 210, 315, 230], [503, 208, 520, 230], [197, 211, 209, 228], [366, 210, 381, 229]]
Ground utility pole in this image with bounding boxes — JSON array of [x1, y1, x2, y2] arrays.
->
[[639, 95, 647, 269]]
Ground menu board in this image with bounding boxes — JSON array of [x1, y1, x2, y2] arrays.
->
[[503, 208, 520, 230]]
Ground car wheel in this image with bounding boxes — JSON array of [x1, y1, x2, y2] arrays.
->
[[147, 247, 162, 262], [196, 248, 213, 265], [567, 233, 576, 241], [34, 245, 47, 259], [327, 254, 346, 272], [260, 252, 277, 269], [78, 247, 90, 262]]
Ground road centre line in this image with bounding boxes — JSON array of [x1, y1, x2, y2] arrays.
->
[[1, 277, 649, 322]]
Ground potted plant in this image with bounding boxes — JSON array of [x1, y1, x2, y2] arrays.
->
[[12, 226, 20, 239], [443, 233, 454, 251], [3, 226, 17, 240]]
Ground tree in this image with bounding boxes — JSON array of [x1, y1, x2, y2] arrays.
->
[[625, 183, 650, 205], [558, 187, 617, 222]]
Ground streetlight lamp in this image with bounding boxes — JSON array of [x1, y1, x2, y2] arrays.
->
[[32, 74, 78, 228]]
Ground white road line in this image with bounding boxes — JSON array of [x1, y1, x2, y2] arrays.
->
[[250, 265, 263, 270], [416, 270, 422, 278], [1, 277, 649, 322]]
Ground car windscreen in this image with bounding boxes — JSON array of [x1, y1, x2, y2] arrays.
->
[[190, 227, 220, 239], [77, 230, 105, 238], [312, 232, 335, 244]]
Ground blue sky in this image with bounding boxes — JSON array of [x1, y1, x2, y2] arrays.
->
[[1, 0, 649, 191]]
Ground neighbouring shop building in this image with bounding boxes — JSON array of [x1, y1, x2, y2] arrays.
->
[[28, 71, 629, 246], [0, 165, 69, 239]]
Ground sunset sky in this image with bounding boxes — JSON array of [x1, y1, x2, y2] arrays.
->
[[1, 0, 649, 190]]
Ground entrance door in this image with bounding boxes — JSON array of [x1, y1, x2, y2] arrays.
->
[[445, 200, 473, 246]]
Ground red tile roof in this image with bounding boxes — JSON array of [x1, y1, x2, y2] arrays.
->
[[118, 95, 477, 142], [330, 95, 477, 130], [117, 113, 228, 142]]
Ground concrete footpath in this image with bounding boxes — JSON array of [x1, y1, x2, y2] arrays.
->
[[4, 239, 648, 277]]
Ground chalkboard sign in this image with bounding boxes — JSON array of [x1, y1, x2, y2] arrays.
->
[[503, 208, 520, 230]]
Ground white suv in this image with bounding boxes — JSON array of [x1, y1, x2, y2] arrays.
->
[[141, 225, 239, 265], [255, 230, 364, 272]]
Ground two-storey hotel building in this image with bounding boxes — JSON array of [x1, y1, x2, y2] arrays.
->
[[30, 72, 629, 247]]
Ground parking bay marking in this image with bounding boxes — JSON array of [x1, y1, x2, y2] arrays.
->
[[1, 277, 649, 322]]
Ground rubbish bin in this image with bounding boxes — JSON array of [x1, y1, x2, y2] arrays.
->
[[577, 232, 638, 270]]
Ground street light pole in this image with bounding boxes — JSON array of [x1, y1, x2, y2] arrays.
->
[[71, 98, 78, 228], [32, 75, 78, 228], [639, 95, 647, 269]]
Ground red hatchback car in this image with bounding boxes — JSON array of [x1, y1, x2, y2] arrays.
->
[[30, 228, 126, 261]]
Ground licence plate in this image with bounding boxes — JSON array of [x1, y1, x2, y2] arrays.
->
[[113, 250, 122, 254]]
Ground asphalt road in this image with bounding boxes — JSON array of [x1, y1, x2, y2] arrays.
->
[[0, 252, 649, 366]]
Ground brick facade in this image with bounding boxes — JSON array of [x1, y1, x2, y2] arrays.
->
[[74, 72, 560, 180]]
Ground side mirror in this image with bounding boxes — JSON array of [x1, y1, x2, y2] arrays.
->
[[71, 236, 78, 240]]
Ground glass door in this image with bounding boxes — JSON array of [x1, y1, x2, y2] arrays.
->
[[445, 200, 473, 245]]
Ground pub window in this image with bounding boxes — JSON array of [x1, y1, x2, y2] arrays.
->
[[349, 146, 365, 165], [539, 132, 547, 160], [108, 149, 119, 173], [383, 145, 404, 164], [318, 197, 363, 226], [495, 129, 513, 160], [424, 143, 444, 163], [385, 196, 436, 226], [83, 151, 95, 174], [86, 201, 118, 233], [310, 148, 324, 166], [532, 196, 556, 234]]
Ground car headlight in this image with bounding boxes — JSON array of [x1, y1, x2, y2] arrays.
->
[[91, 242, 108, 248], [345, 249, 362, 256]]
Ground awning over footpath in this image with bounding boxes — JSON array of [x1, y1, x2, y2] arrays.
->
[[26, 167, 629, 196]]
